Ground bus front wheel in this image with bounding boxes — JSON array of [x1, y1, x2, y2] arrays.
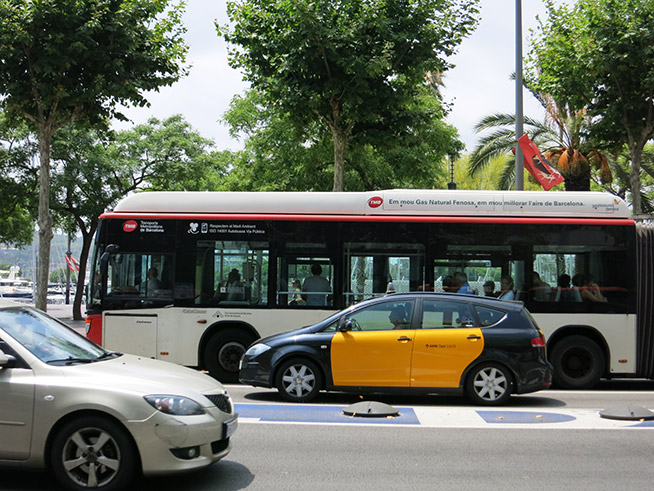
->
[[205, 329, 254, 383], [550, 335, 604, 389]]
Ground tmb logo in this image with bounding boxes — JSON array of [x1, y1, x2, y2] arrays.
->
[[122, 220, 138, 233], [367, 196, 383, 208]]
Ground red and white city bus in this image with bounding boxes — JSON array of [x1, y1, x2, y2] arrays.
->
[[85, 189, 654, 388]]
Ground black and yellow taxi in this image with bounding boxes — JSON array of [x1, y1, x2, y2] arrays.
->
[[239, 293, 552, 405]]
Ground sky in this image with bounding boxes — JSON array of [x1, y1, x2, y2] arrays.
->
[[115, 0, 567, 153]]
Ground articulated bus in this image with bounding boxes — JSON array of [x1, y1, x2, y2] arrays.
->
[[85, 190, 654, 388]]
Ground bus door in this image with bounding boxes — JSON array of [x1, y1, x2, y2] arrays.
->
[[343, 242, 425, 305], [103, 312, 158, 358], [194, 240, 270, 307], [276, 250, 334, 308]]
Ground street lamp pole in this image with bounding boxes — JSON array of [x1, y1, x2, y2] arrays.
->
[[515, 0, 524, 190]]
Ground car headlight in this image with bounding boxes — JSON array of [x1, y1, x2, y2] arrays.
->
[[144, 395, 205, 415], [245, 343, 271, 358]]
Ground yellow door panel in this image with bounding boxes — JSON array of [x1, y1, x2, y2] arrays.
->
[[410, 328, 484, 388], [331, 330, 414, 387]]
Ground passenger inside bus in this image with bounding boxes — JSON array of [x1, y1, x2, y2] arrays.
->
[[555, 274, 582, 302], [532, 272, 553, 301], [498, 275, 515, 300], [576, 274, 607, 303], [225, 269, 246, 302], [302, 263, 331, 306]]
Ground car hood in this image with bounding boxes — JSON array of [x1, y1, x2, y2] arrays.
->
[[56, 353, 225, 404], [258, 324, 319, 346]]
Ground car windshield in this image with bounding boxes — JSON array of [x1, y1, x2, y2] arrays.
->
[[0, 307, 108, 364]]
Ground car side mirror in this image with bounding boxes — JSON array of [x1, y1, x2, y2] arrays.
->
[[339, 319, 353, 332], [0, 349, 16, 369]]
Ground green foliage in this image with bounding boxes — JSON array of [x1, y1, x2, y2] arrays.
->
[[0, 0, 189, 127], [0, 0, 190, 310], [526, 0, 654, 212], [220, 0, 480, 190], [221, 87, 456, 191], [0, 113, 36, 246], [108, 115, 227, 192]]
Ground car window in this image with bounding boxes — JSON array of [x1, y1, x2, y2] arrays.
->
[[343, 300, 415, 331], [0, 308, 106, 364], [421, 299, 475, 328], [474, 305, 507, 327]]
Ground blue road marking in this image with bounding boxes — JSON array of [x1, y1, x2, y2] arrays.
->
[[236, 403, 420, 425], [476, 410, 576, 424]]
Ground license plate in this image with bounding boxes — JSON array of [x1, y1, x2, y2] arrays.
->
[[223, 416, 238, 439]]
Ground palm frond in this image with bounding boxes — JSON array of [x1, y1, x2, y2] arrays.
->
[[468, 129, 516, 176], [499, 160, 516, 190]]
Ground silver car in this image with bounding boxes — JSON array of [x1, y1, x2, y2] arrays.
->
[[0, 299, 237, 491]]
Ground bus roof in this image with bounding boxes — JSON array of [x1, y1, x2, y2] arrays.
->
[[109, 190, 631, 219]]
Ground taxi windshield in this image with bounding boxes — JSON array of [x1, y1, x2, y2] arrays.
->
[[0, 307, 107, 364]]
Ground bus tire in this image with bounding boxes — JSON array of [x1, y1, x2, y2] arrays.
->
[[204, 329, 254, 383], [550, 335, 604, 389]]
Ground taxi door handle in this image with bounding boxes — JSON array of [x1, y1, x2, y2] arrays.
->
[[467, 335, 481, 341], [397, 336, 412, 342]]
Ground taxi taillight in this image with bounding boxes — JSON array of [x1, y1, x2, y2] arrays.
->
[[531, 332, 546, 347]]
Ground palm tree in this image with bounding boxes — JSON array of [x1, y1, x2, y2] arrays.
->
[[469, 96, 612, 191]]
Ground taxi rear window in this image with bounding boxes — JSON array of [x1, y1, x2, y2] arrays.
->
[[474, 306, 507, 327]]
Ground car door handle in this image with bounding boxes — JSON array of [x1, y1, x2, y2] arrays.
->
[[467, 335, 481, 340], [397, 336, 412, 342]]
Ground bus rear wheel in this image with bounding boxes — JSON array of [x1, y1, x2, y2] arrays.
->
[[204, 329, 255, 383], [550, 335, 604, 389]]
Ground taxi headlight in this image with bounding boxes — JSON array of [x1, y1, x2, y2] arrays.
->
[[144, 395, 205, 415], [245, 343, 271, 358]]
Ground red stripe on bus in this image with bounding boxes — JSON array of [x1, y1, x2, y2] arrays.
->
[[99, 212, 635, 226]]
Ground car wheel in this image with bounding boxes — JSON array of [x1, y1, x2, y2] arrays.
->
[[205, 328, 255, 383], [466, 362, 513, 406], [51, 416, 137, 491], [275, 358, 322, 403], [550, 335, 604, 389]]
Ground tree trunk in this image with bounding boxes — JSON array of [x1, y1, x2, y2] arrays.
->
[[628, 142, 644, 215], [72, 222, 97, 320], [332, 127, 346, 192], [36, 125, 55, 312]]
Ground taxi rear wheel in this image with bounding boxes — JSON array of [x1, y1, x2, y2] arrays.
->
[[466, 362, 513, 406], [276, 358, 322, 403]]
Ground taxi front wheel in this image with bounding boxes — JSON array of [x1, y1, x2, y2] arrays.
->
[[276, 358, 322, 403], [466, 362, 513, 406]]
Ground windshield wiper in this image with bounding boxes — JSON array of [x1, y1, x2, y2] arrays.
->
[[94, 351, 123, 361], [47, 357, 95, 366]]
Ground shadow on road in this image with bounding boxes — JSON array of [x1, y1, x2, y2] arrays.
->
[[242, 389, 567, 408]]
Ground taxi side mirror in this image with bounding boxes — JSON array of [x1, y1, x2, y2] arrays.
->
[[339, 319, 353, 332]]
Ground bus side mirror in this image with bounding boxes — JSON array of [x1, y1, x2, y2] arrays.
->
[[99, 244, 120, 276]]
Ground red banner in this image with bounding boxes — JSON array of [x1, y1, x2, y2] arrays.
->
[[515, 134, 565, 191], [65, 254, 80, 272]]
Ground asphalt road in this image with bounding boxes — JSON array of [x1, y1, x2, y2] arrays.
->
[[9, 304, 650, 490], [4, 385, 654, 491]]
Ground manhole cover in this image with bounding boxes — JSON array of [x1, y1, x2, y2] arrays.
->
[[343, 401, 399, 418], [599, 405, 654, 421]]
